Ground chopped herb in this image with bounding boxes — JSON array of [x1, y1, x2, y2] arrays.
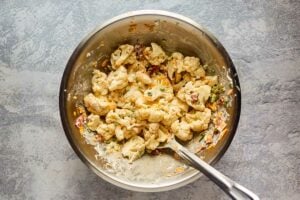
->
[[160, 88, 165, 92], [147, 91, 152, 96], [211, 84, 225, 94], [199, 134, 205, 142], [210, 93, 219, 103]]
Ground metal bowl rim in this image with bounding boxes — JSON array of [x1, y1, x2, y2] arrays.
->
[[59, 9, 241, 192]]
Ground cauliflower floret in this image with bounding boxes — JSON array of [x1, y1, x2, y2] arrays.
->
[[185, 108, 211, 132], [122, 136, 145, 163], [107, 66, 128, 91], [135, 108, 150, 121], [171, 120, 192, 141], [84, 93, 116, 116], [136, 71, 152, 85], [185, 85, 211, 111], [167, 52, 184, 80], [171, 98, 189, 113], [157, 128, 168, 142], [183, 57, 205, 78], [173, 73, 193, 91], [106, 109, 135, 129], [91, 70, 108, 96], [177, 81, 211, 111], [143, 43, 167, 65], [135, 108, 165, 123], [106, 141, 121, 153], [143, 123, 160, 140], [148, 109, 165, 123], [87, 114, 102, 131], [161, 98, 189, 126], [144, 74, 174, 102], [96, 123, 115, 141], [145, 135, 160, 151], [115, 125, 125, 141], [110, 44, 134, 69]]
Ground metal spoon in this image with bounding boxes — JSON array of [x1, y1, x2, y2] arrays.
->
[[160, 137, 259, 200]]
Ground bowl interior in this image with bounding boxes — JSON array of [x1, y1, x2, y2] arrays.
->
[[60, 11, 241, 192]]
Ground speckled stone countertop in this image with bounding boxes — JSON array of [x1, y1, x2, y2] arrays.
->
[[0, 0, 299, 199]]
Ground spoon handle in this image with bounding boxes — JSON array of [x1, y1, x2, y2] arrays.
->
[[175, 142, 259, 200]]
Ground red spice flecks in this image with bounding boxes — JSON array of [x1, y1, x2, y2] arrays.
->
[[75, 114, 85, 128], [191, 93, 199, 103]]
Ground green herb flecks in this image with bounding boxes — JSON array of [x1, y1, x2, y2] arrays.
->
[[199, 134, 205, 142]]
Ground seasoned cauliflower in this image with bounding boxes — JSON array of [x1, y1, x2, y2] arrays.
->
[[87, 114, 101, 131], [96, 123, 115, 141], [106, 109, 135, 129], [144, 74, 174, 102], [145, 135, 160, 151], [111, 44, 134, 69], [122, 136, 145, 163], [183, 57, 205, 78], [204, 76, 218, 86], [92, 70, 108, 96], [185, 108, 211, 132], [107, 66, 128, 91], [78, 43, 230, 162], [136, 71, 152, 85], [143, 43, 167, 65], [106, 141, 121, 153], [171, 120, 192, 141], [177, 81, 211, 111], [84, 93, 116, 116], [167, 52, 184, 80]]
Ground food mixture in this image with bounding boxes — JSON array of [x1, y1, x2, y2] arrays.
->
[[74, 43, 231, 163]]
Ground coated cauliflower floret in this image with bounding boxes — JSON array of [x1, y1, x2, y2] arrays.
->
[[107, 66, 128, 91], [171, 120, 192, 141], [96, 123, 115, 141], [111, 44, 134, 69], [84, 93, 116, 116], [148, 109, 165, 123], [183, 57, 205, 78], [122, 136, 145, 163], [144, 74, 174, 102], [177, 81, 211, 111], [115, 125, 125, 141], [167, 52, 184, 80], [123, 85, 147, 107], [185, 108, 211, 132], [136, 71, 152, 85], [106, 141, 121, 153], [161, 98, 189, 126], [135, 108, 165, 123], [143, 43, 167, 65], [87, 114, 101, 131], [143, 123, 160, 140], [145, 135, 160, 151], [91, 70, 108, 96], [106, 109, 135, 129], [79, 43, 229, 163]]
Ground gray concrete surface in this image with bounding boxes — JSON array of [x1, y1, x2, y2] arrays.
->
[[0, 0, 299, 199]]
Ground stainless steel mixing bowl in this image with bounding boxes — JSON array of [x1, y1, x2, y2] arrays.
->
[[59, 10, 241, 192]]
